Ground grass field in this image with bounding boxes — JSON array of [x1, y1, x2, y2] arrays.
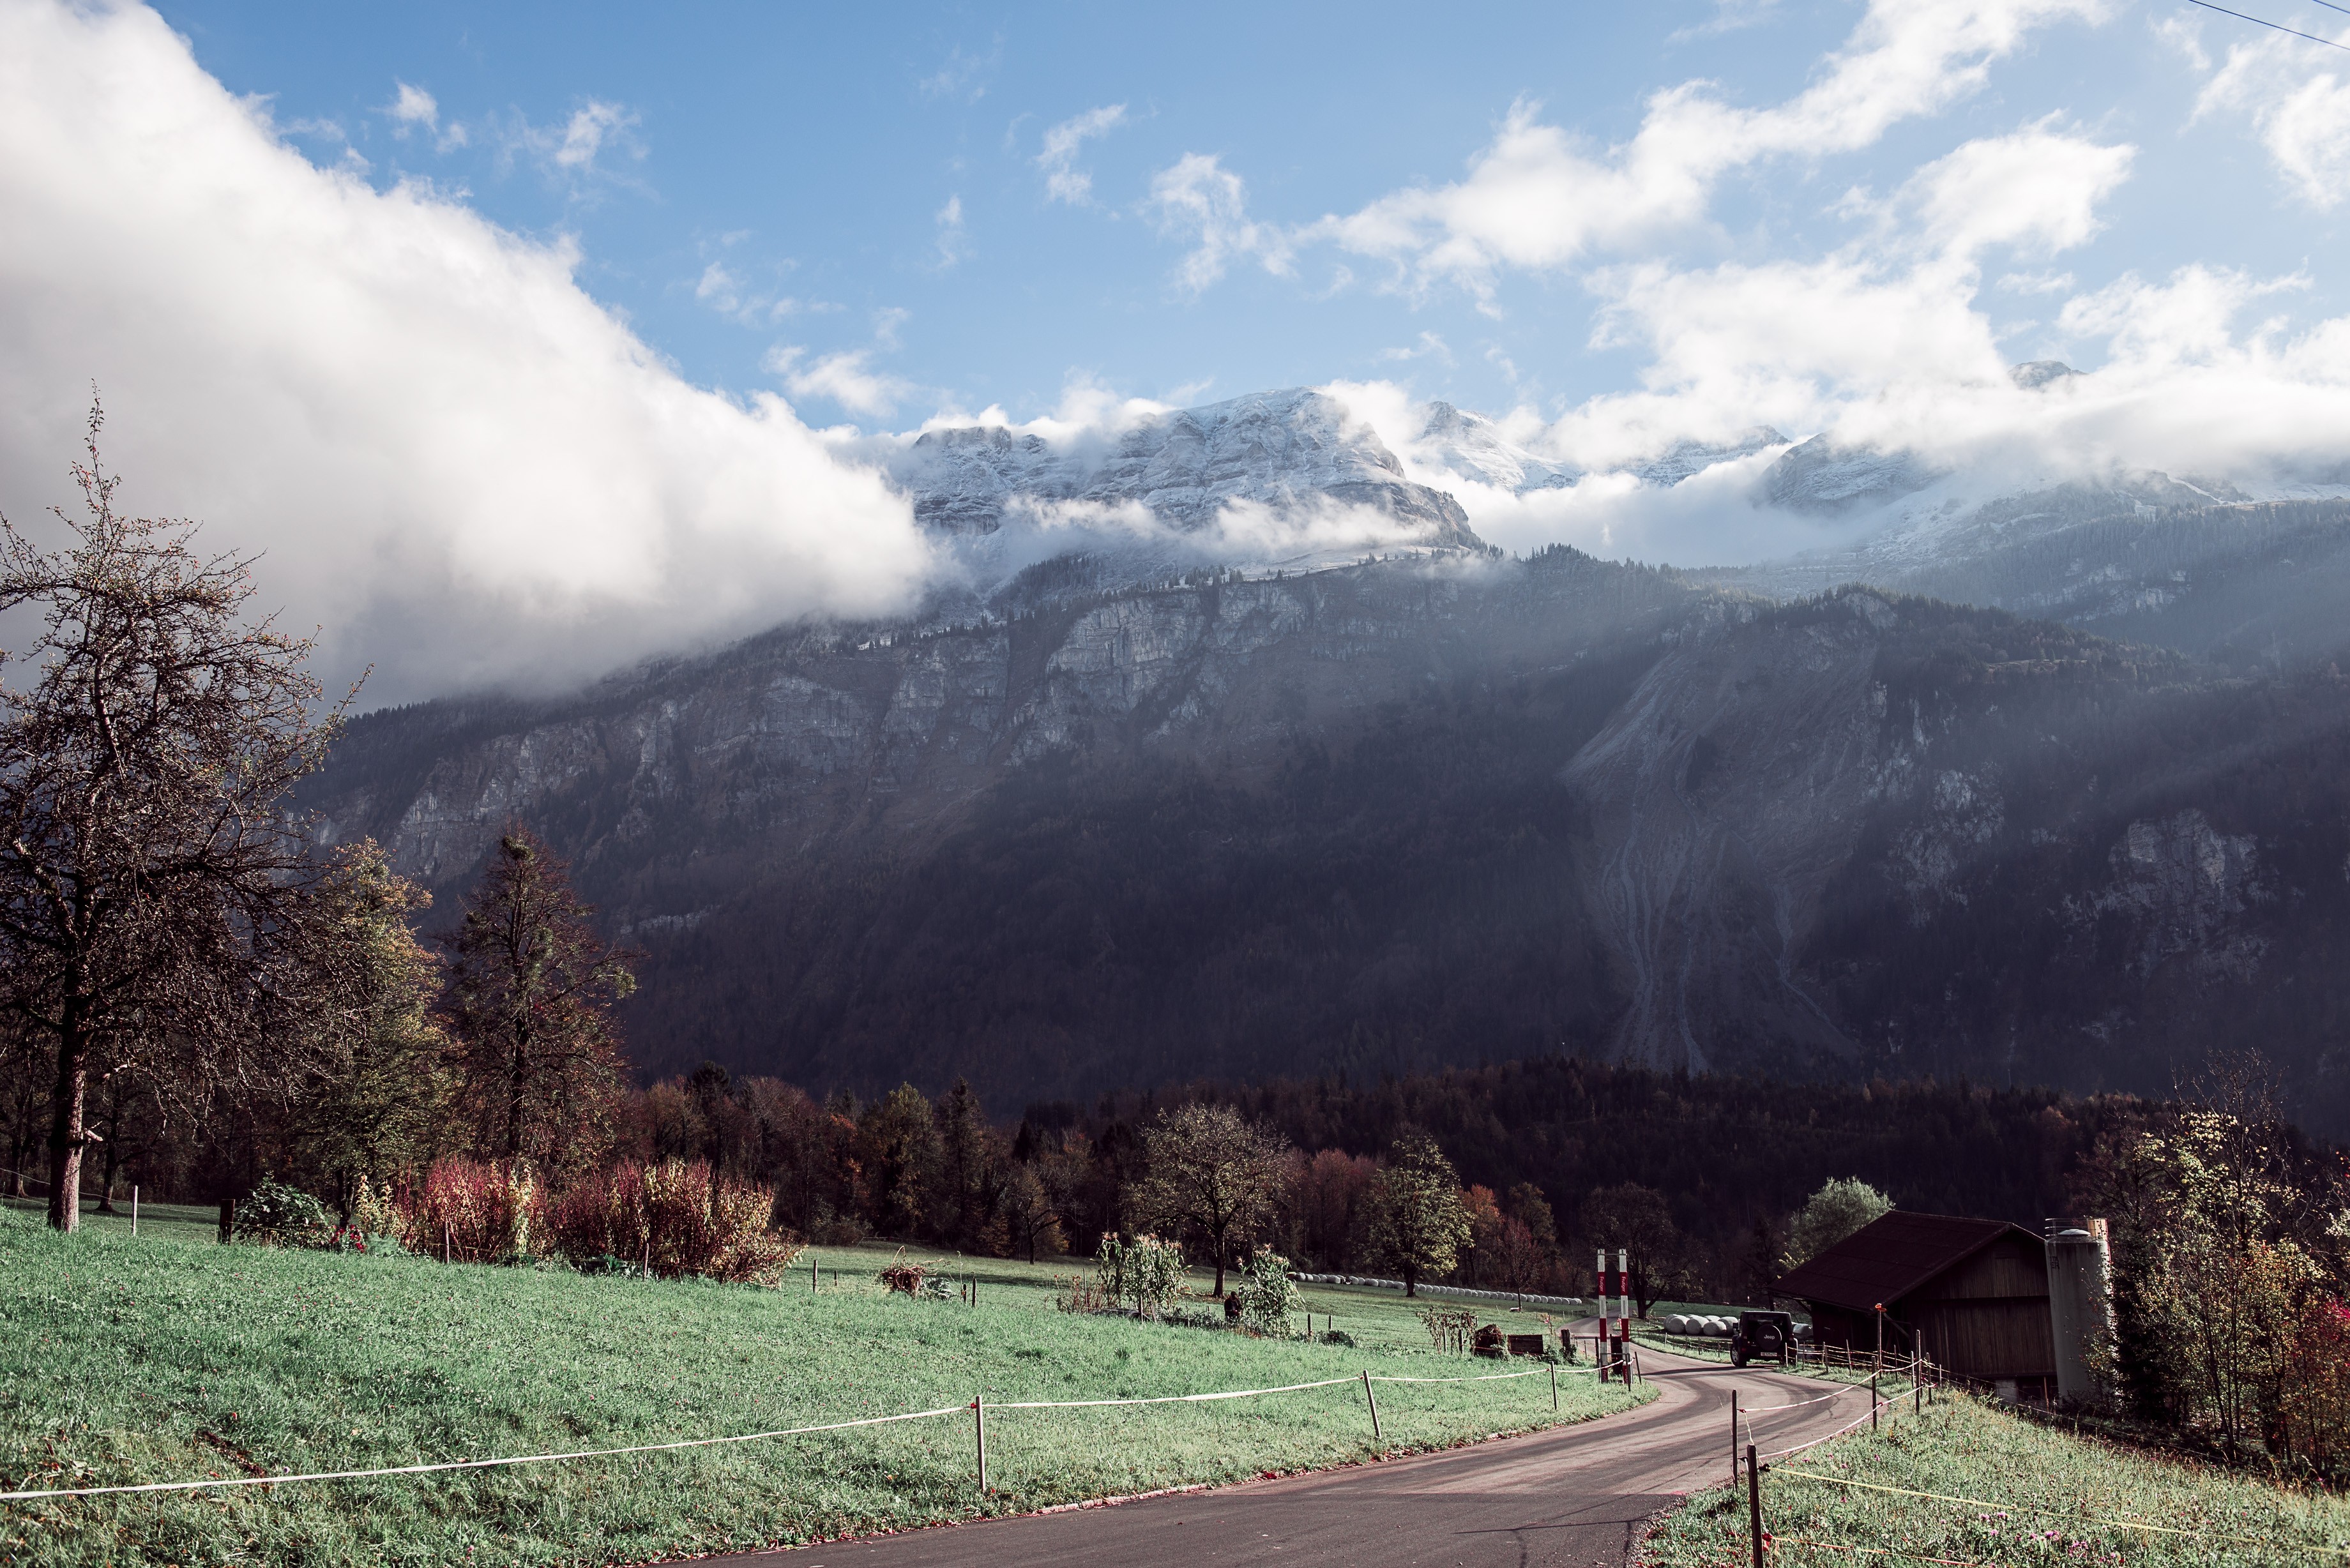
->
[[0, 1208, 1645, 1567], [1643, 1391, 2350, 1568]]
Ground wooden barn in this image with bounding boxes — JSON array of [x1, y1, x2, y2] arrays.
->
[[1774, 1210, 2056, 1393]]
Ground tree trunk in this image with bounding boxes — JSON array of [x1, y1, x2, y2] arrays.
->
[[505, 1032, 529, 1162], [45, 1029, 87, 1233], [1213, 1235, 1227, 1295]]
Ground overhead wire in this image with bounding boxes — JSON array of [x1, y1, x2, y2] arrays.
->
[[2183, 0, 2350, 51]]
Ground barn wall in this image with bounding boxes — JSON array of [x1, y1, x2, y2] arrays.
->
[[1907, 1297, 2054, 1381], [1914, 1239, 2049, 1304]]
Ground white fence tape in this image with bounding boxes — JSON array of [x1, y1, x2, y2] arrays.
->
[[3, 1357, 1612, 1505], [0, 1406, 968, 1504]]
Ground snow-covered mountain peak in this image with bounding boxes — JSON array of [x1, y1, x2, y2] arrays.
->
[[892, 386, 1480, 547]]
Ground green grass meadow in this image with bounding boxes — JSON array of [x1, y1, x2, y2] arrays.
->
[[0, 1207, 1642, 1567], [1643, 1392, 2350, 1568]]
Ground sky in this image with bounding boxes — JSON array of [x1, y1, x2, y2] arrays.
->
[[3, 0, 2349, 699]]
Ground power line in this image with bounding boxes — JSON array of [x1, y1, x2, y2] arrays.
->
[[2185, 0, 2350, 50]]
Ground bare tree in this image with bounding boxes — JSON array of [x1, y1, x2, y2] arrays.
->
[[1131, 1102, 1289, 1293], [444, 827, 635, 1166], [0, 406, 342, 1231]]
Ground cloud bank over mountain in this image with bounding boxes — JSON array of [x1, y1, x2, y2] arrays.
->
[[6, 0, 2350, 702], [0, 1, 933, 703]]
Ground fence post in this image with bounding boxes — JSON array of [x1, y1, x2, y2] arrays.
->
[[130, 1185, 138, 1237], [812, 1252, 819, 1292], [1872, 1305, 1883, 1432], [1361, 1369, 1382, 1442], [1550, 1361, 1559, 1412], [443, 1220, 451, 1265], [973, 1396, 987, 1492], [1731, 1389, 1740, 1489], [1745, 1443, 1764, 1568]]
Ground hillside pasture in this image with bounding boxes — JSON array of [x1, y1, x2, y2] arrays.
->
[[1, 1214, 1641, 1567]]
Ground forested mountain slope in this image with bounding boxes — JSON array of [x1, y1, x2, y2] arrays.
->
[[303, 547, 2350, 1138]]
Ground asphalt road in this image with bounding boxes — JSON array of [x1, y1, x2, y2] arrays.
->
[[699, 1339, 1869, 1568]]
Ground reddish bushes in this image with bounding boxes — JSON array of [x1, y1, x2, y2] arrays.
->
[[392, 1157, 546, 1262], [547, 1157, 802, 1285]]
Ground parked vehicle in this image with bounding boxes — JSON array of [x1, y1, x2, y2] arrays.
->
[[1731, 1310, 1796, 1368]]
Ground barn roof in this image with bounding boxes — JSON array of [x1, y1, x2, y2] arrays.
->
[[1774, 1210, 2039, 1314]]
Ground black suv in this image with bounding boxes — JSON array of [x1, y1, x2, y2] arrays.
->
[[1730, 1311, 1796, 1368]]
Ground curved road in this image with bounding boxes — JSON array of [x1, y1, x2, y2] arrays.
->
[[703, 1338, 1869, 1568]]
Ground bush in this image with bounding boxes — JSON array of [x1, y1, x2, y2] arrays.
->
[[392, 1157, 547, 1263], [1233, 1245, 1300, 1335], [547, 1159, 801, 1286], [233, 1178, 333, 1248]]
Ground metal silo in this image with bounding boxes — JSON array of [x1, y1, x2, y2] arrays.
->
[[2045, 1217, 2113, 1406]]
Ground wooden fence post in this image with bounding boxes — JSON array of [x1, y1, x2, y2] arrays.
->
[[443, 1220, 451, 1265], [1746, 1444, 1765, 1568], [1361, 1370, 1381, 1442], [130, 1185, 138, 1237], [973, 1396, 987, 1492], [1550, 1361, 1559, 1412]]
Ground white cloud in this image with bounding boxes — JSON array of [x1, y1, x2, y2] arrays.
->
[[933, 194, 968, 269], [920, 41, 999, 103], [1379, 331, 1455, 365], [1902, 122, 2133, 259], [387, 81, 437, 133], [1036, 103, 1126, 204], [1144, 153, 1294, 292], [381, 84, 468, 152], [0, 0, 932, 703], [500, 98, 642, 192], [1670, 0, 1784, 43], [764, 310, 918, 418], [1196, 0, 2105, 301], [2196, 27, 2350, 207], [764, 347, 903, 416]]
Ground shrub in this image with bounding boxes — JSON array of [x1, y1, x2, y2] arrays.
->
[[1095, 1232, 1186, 1320], [1233, 1245, 1300, 1335], [233, 1178, 333, 1248], [351, 1174, 397, 1241], [1052, 1274, 1119, 1315], [392, 1156, 547, 1263], [547, 1158, 801, 1286]]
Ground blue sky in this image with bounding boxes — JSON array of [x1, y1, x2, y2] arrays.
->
[[6, 0, 2350, 700], [146, 0, 2347, 424]]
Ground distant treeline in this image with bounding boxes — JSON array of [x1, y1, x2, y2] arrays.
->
[[586, 1056, 2185, 1301]]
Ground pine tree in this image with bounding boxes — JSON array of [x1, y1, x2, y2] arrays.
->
[[444, 828, 635, 1168], [291, 840, 454, 1217]]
